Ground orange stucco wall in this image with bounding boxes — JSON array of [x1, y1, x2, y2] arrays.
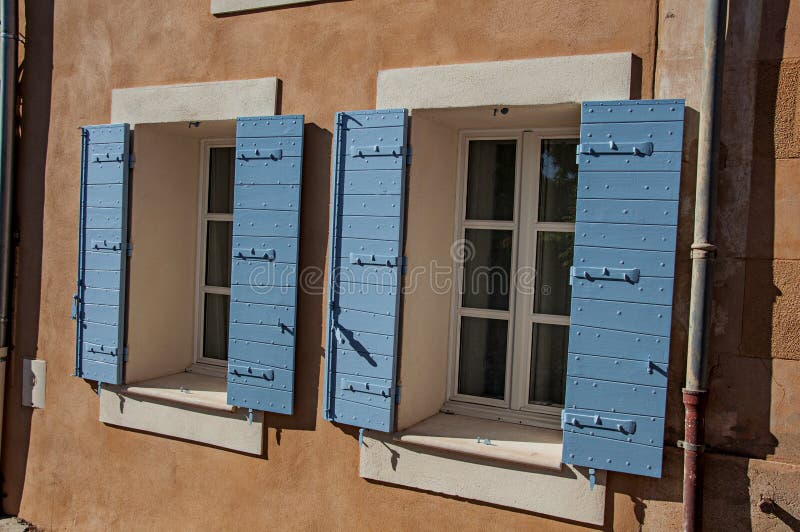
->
[[2, 0, 799, 530]]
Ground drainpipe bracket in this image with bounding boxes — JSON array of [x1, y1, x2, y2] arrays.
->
[[677, 440, 706, 453], [690, 242, 717, 260]]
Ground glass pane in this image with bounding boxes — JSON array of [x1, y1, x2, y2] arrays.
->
[[458, 316, 508, 400], [538, 139, 578, 223], [461, 228, 513, 311], [205, 221, 232, 287], [533, 231, 574, 316], [203, 293, 230, 361], [208, 147, 235, 214], [528, 323, 569, 406], [465, 140, 517, 221]]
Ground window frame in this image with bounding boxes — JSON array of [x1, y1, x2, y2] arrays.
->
[[192, 138, 236, 370], [445, 127, 579, 429]]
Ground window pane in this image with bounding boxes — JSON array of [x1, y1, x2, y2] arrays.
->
[[533, 231, 574, 316], [465, 140, 516, 221], [203, 293, 230, 360], [528, 323, 569, 406], [205, 221, 232, 287], [461, 228, 513, 311], [208, 147, 235, 214], [458, 316, 508, 400], [538, 139, 578, 223]]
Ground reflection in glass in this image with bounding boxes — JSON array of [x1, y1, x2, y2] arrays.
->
[[208, 147, 235, 214], [203, 293, 230, 361], [533, 232, 574, 316], [528, 323, 569, 405], [465, 140, 517, 221], [538, 139, 578, 223], [461, 229, 513, 311], [458, 316, 508, 400], [205, 221, 232, 287]]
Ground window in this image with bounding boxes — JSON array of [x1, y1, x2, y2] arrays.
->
[[194, 140, 235, 367], [448, 130, 578, 427]]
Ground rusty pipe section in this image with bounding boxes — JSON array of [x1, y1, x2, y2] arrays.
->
[[683, 0, 727, 530]]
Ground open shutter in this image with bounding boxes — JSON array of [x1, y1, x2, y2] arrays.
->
[[74, 124, 131, 385], [324, 109, 409, 432], [562, 99, 685, 478], [227, 115, 304, 415]]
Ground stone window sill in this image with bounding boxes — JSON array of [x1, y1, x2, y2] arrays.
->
[[360, 413, 605, 524], [393, 413, 563, 472], [211, 0, 314, 15], [120, 372, 234, 413], [99, 372, 263, 454]]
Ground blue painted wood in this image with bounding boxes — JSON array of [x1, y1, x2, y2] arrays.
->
[[324, 109, 408, 432], [563, 431, 664, 477], [571, 275, 674, 305], [581, 122, 684, 152], [575, 222, 677, 252], [339, 194, 403, 217], [565, 377, 667, 417], [231, 259, 297, 289], [227, 115, 304, 415], [562, 99, 684, 479], [563, 408, 665, 447], [334, 348, 395, 379], [569, 325, 670, 363], [576, 199, 678, 225], [580, 99, 684, 124], [230, 283, 297, 307], [343, 170, 402, 195], [229, 338, 294, 370], [578, 171, 680, 201], [567, 353, 667, 387], [75, 124, 130, 385], [232, 184, 300, 211], [571, 297, 673, 336], [574, 246, 675, 278]]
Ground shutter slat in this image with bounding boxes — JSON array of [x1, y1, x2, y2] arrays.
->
[[324, 109, 408, 432], [562, 99, 684, 479], [75, 124, 130, 385], [227, 115, 304, 416]]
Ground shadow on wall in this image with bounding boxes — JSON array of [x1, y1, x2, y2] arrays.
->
[[264, 123, 331, 439], [1, 0, 54, 516]]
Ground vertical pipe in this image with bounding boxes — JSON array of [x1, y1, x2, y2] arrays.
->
[[0, 0, 18, 456], [683, 0, 726, 530]]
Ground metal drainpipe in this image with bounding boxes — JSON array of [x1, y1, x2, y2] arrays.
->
[[682, 0, 727, 530], [0, 0, 18, 456]]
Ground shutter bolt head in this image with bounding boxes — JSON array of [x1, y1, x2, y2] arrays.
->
[[758, 497, 776, 514]]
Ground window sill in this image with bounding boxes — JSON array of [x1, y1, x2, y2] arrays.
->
[[360, 413, 605, 524], [99, 372, 263, 454], [393, 413, 563, 472], [121, 372, 234, 413]]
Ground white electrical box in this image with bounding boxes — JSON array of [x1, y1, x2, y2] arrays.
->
[[22, 358, 46, 408]]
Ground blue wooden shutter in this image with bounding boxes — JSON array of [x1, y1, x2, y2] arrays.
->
[[227, 115, 304, 415], [323, 109, 408, 432], [562, 99, 685, 478], [74, 124, 131, 385]]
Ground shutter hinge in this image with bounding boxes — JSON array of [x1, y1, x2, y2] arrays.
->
[[127, 243, 133, 257], [405, 146, 413, 166], [70, 293, 80, 320], [128, 152, 135, 169], [588, 468, 596, 490], [358, 428, 365, 447], [395, 384, 401, 404], [122, 347, 129, 362]]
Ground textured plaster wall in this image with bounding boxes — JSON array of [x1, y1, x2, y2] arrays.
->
[[3, 0, 799, 530]]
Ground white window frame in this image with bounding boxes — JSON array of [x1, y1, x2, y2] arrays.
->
[[192, 138, 236, 370], [444, 127, 579, 429]]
